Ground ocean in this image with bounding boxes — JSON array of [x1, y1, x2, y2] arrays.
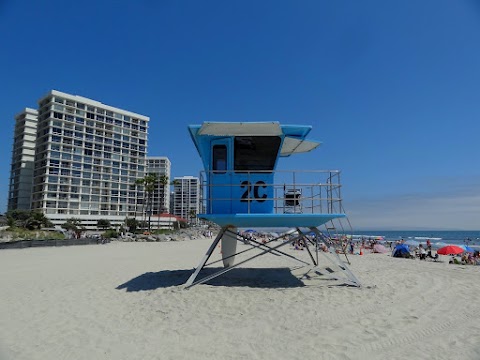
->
[[253, 228, 480, 247], [350, 230, 480, 247], [242, 227, 480, 248]]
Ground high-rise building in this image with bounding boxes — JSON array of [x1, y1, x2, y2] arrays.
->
[[8, 90, 150, 228], [146, 156, 171, 215], [172, 176, 200, 223], [8, 108, 39, 210]]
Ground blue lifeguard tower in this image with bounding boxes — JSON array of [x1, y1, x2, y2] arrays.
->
[[184, 122, 360, 288]]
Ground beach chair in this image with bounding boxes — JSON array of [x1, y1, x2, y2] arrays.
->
[[426, 251, 439, 261], [284, 188, 302, 214]]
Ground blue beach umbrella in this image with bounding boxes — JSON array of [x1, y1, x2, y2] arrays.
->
[[459, 245, 474, 252], [392, 243, 411, 257], [395, 244, 410, 252]]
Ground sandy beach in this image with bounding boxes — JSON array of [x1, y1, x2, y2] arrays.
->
[[0, 239, 479, 360]]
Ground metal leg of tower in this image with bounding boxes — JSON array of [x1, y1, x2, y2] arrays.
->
[[184, 227, 227, 288], [184, 231, 303, 289]]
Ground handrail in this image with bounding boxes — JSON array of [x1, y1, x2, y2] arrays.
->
[[198, 169, 344, 215]]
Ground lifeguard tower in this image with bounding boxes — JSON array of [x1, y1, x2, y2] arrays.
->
[[184, 122, 360, 288]]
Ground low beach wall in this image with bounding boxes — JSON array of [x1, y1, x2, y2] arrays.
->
[[0, 238, 105, 250]]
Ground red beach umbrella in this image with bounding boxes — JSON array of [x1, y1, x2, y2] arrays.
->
[[437, 245, 464, 255]]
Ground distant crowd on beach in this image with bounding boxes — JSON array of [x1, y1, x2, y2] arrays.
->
[[449, 252, 480, 265], [388, 238, 480, 265], [234, 230, 480, 265], [335, 237, 480, 265]]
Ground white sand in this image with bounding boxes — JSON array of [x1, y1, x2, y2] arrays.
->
[[0, 239, 479, 360]]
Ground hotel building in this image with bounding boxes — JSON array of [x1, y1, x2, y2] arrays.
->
[[9, 90, 150, 228], [172, 176, 200, 224], [8, 108, 39, 210], [146, 156, 171, 215]]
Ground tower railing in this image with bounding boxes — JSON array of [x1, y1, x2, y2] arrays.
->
[[198, 170, 343, 215]]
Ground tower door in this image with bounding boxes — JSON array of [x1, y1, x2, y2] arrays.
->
[[209, 138, 233, 214]]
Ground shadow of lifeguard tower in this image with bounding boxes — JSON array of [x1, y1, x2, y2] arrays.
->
[[184, 122, 360, 288]]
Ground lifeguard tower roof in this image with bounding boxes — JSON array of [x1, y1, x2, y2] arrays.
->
[[188, 122, 321, 169]]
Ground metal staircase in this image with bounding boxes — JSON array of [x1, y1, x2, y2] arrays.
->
[[320, 172, 354, 264]]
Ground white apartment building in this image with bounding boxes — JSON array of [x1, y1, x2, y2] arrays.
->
[[22, 90, 149, 228], [146, 156, 171, 215], [173, 176, 200, 224], [8, 108, 39, 210]]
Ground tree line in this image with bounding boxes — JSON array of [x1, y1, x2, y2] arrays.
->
[[4, 173, 197, 237]]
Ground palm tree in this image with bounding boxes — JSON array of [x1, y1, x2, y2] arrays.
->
[[6, 210, 53, 230], [135, 173, 158, 233], [154, 174, 169, 231], [189, 208, 197, 225], [169, 179, 181, 230], [132, 180, 145, 229], [158, 174, 169, 212]]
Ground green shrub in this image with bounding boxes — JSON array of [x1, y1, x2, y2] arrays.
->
[[103, 229, 119, 238]]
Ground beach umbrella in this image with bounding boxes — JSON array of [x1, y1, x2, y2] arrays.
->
[[437, 245, 464, 255], [373, 244, 389, 253], [395, 243, 410, 252], [392, 243, 410, 258], [459, 245, 474, 252]]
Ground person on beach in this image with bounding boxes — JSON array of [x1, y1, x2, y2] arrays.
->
[[418, 244, 426, 260], [467, 253, 475, 265], [449, 256, 461, 264]]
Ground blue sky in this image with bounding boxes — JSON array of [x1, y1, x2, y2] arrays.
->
[[1, 0, 479, 230]]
